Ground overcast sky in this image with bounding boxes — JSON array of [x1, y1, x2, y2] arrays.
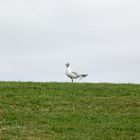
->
[[0, 0, 140, 83]]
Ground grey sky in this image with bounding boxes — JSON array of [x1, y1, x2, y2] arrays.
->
[[0, 0, 140, 83]]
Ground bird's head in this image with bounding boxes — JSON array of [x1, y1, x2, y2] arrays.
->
[[65, 63, 70, 67]]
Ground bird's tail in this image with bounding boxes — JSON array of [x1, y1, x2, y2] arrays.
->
[[81, 74, 88, 77], [78, 74, 88, 81]]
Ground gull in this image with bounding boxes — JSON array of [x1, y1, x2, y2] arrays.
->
[[65, 63, 88, 82]]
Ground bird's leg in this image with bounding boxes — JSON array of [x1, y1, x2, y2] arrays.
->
[[71, 78, 73, 83], [78, 77, 83, 81]]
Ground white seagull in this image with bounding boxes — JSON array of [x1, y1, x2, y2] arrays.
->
[[65, 63, 88, 82]]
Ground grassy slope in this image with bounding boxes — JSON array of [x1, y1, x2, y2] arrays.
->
[[0, 82, 140, 140]]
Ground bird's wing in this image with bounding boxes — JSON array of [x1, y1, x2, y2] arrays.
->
[[71, 71, 80, 76]]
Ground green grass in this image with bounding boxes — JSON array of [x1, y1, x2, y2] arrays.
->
[[0, 82, 140, 139]]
